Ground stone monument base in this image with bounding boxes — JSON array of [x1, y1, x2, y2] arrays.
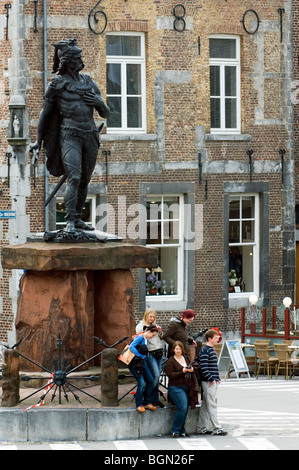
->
[[2, 242, 157, 371]]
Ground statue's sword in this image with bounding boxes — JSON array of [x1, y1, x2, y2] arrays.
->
[[44, 173, 67, 207]]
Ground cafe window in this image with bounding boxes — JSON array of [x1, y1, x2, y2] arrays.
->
[[55, 195, 96, 230], [209, 35, 240, 134], [145, 195, 184, 300], [228, 194, 259, 297], [106, 32, 146, 133]]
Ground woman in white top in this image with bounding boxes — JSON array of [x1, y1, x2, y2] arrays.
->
[[136, 308, 166, 407]]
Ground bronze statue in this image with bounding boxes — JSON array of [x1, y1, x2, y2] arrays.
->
[[31, 39, 110, 233]]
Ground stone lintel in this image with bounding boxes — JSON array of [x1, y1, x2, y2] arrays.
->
[[1, 242, 158, 271]]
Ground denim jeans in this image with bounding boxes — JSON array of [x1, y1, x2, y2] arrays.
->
[[129, 362, 154, 408], [168, 385, 190, 434], [146, 353, 163, 403]]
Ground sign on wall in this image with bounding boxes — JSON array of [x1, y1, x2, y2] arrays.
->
[[0, 210, 16, 219]]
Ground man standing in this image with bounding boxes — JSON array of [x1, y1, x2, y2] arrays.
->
[[196, 329, 227, 436], [31, 39, 110, 233]]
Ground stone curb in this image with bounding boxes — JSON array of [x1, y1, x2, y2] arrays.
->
[[0, 406, 200, 442]]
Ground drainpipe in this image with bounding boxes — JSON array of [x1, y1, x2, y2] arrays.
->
[[43, 0, 49, 231]]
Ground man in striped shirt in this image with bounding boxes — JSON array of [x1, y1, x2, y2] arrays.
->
[[196, 329, 227, 436]]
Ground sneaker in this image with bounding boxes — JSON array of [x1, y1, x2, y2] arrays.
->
[[180, 432, 190, 437], [212, 429, 227, 436], [172, 433, 180, 438], [137, 406, 146, 413], [196, 429, 212, 435], [145, 404, 157, 411]]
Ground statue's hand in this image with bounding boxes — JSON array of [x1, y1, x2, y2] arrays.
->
[[83, 91, 104, 108], [29, 141, 41, 153]]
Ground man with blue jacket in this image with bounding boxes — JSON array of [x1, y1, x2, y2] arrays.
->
[[129, 325, 159, 413]]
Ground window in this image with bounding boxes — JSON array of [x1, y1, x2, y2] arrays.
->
[[145, 195, 184, 300], [210, 36, 240, 134], [228, 194, 259, 297], [55, 196, 96, 230], [106, 33, 146, 133]]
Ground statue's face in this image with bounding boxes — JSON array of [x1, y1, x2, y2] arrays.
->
[[68, 52, 84, 72]]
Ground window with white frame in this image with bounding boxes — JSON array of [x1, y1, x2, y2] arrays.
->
[[55, 196, 96, 230], [209, 35, 240, 134], [106, 33, 146, 133], [145, 195, 184, 300], [228, 194, 259, 297]]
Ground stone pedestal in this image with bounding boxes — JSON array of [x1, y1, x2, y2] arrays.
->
[[2, 242, 157, 371]]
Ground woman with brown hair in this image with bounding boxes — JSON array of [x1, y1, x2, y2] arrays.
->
[[164, 341, 194, 437]]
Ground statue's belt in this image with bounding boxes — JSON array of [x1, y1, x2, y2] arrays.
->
[[60, 125, 99, 139]]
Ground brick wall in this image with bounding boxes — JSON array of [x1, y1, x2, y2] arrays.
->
[[0, 0, 295, 342]]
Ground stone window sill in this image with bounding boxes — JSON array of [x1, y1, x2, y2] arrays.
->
[[102, 134, 157, 142], [205, 134, 252, 142]]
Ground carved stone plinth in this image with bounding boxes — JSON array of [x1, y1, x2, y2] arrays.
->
[[2, 242, 157, 371]]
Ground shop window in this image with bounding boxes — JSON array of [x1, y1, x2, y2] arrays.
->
[[145, 195, 184, 300], [228, 194, 259, 297], [106, 33, 146, 133]]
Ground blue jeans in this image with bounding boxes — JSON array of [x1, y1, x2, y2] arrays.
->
[[168, 385, 190, 434], [129, 363, 154, 408], [146, 353, 163, 403]]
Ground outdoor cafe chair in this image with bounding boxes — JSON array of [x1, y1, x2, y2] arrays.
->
[[273, 343, 294, 380], [254, 343, 278, 379]]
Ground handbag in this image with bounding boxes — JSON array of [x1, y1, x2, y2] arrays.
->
[[151, 348, 163, 359], [118, 344, 135, 365]]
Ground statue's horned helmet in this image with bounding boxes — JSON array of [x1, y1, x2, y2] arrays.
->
[[52, 38, 82, 73]]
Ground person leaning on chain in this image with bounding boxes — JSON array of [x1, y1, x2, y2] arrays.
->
[[128, 325, 159, 413], [164, 340, 198, 438], [136, 308, 166, 408]]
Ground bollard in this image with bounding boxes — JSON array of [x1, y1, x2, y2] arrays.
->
[[101, 348, 119, 406], [1, 349, 20, 407]]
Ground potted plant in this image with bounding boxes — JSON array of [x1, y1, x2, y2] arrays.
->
[[146, 273, 162, 295], [229, 270, 238, 292]]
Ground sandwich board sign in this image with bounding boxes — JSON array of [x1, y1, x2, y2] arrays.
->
[[218, 340, 250, 380]]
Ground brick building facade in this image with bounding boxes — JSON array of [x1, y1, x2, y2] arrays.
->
[[0, 0, 296, 344]]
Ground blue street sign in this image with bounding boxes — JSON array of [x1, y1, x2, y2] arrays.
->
[[0, 210, 16, 219]]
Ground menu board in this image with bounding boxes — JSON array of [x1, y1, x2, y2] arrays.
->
[[218, 340, 250, 380]]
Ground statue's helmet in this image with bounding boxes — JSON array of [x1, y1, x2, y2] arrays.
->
[[52, 38, 83, 73]]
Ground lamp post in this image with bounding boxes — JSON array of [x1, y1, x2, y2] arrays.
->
[[283, 297, 292, 340], [249, 295, 258, 334], [283, 297, 292, 309], [249, 294, 258, 306]]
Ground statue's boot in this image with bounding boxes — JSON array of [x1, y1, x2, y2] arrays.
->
[[75, 218, 95, 230], [65, 218, 77, 233]]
